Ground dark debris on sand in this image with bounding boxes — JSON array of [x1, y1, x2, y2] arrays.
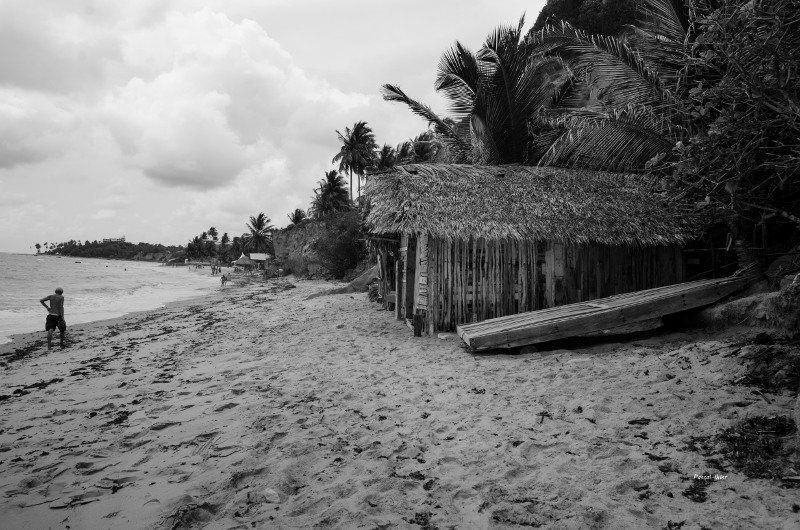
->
[[686, 415, 799, 486]]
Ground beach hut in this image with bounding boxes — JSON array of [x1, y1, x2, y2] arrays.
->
[[232, 253, 255, 270], [248, 253, 270, 270], [365, 164, 698, 335]]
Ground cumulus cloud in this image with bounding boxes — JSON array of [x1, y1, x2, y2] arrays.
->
[[0, 0, 540, 253], [98, 9, 370, 191], [0, 2, 125, 94], [0, 89, 76, 168]]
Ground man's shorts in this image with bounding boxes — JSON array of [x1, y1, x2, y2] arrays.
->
[[45, 314, 66, 332]]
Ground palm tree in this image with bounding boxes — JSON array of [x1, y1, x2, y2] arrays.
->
[[395, 131, 449, 165], [287, 208, 307, 226], [383, 15, 573, 165], [229, 236, 243, 260], [528, 0, 796, 280], [524, 14, 690, 172], [332, 121, 378, 202], [310, 170, 351, 219], [374, 144, 397, 170], [218, 232, 230, 262], [243, 213, 274, 254], [187, 235, 205, 259]]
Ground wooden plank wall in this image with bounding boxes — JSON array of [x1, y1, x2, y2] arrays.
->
[[397, 234, 408, 320], [424, 236, 543, 333], [413, 235, 683, 333], [558, 243, 684, 304]]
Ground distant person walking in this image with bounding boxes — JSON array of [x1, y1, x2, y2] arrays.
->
[[40, 287, 66, 349], [220, 274, 228, 287]]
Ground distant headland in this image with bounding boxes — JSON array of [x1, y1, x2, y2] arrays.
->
[[34, 239, 184, 262]]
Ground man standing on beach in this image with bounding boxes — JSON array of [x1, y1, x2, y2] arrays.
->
[[40, 287, 66, 349]]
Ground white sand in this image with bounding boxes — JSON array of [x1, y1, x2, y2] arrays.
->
[[1, 277, 798, 529]]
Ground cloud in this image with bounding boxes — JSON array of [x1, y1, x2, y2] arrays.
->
[[99, 9, 370, 192], [0, 89, 76, 168], [92, 209, 117, 220], [0, 2, 125, 94]]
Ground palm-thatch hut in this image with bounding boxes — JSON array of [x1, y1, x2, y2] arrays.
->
[[365, 164, 698, 335], [232, 253, 255, 269]]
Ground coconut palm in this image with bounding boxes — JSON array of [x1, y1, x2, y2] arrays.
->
[[218, 232, 230, 262], [383, 16, 573, 165], [533, 0, 799, 279], [287, 208, 307, 226], [527, 10, 692, 172], [374, 144, 397, 170], [332, 121, 378, 202], [310, 170, 351, 218], [395, 131, 450, 165], [243, 213, 274, 254]]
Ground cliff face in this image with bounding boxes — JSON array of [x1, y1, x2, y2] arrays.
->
[[273, 221, 325, 276]]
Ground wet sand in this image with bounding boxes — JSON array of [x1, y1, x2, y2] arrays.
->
[[1, 277, 798, 529]]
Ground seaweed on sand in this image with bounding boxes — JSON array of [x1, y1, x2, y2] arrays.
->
[[683, 415, 798, 485], [741, 345, 800, 391], [716, 415, 797, 482]]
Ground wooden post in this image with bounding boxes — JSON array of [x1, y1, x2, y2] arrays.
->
[[405, 236, 417, 323]]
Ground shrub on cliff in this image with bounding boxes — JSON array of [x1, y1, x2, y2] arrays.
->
[[314, 211, 365, 279]]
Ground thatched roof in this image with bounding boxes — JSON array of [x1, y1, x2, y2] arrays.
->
[[233, 253, 255, 266], [365, 164, 698, 245]]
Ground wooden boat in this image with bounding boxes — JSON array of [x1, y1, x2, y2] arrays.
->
[[457, 276, 747, 351]]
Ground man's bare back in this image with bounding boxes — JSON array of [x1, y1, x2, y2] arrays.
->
[[41, 293, 64, 316], [40, 287, 66, 349]]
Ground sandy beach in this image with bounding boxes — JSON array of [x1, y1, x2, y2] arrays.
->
[[1, 276, 798, 529]]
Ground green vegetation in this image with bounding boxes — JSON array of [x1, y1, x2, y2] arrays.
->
[[243, 213, 274, 255], [377, 0, 800, 278], [38, 240, 182, 260], [332, 121, 378, 203], [532, 0, 638, 36], [310, 170, 351, 219], [286, 209, 307, 227], [312, 211, 365, 280]]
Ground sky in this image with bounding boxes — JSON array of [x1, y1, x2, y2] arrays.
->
[[0, 0, 546, 253]]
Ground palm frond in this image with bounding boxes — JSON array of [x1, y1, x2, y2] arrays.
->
[[539, 104, 679, 172], [470, 114, 501, 165], [530, 21, 677, 111], [634, 0, 691, 44], [435, 41, 481, 118], [381, 84, 471, 162]]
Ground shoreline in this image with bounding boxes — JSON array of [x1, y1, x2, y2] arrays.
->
[[0, 258, 224, 346], [0, 288, 226, 355], [1, 276, 798, 529]]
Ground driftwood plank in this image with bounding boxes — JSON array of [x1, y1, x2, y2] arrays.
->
[[457, 276, 746, 350]]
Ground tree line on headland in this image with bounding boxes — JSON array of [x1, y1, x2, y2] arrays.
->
[[38, 0, 800, 279], [34, 240, 182, 261]]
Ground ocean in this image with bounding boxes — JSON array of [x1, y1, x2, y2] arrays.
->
[[0, 253, 220, 344]]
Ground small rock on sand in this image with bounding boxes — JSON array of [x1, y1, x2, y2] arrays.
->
[[256, 488, 280, 504]]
